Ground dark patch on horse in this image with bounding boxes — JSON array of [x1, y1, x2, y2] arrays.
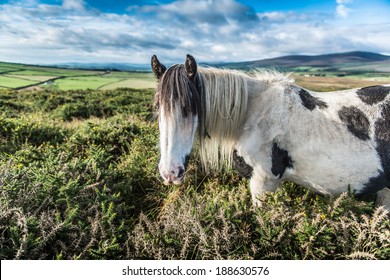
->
[[357, 85, 390, 105], [338, 106, 370, 141], [362, 103, 390, 195], [233, 150, 253, 179], [184, 154, 190, 170], [298, 89, 328, 111], [361, 172, 389, 197], [271, 143, 293, 178]]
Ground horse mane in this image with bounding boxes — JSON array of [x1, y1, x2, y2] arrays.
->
[[197, 67, 249, 171], [251, 69, 294, 86], [198, 68, 293, 171]]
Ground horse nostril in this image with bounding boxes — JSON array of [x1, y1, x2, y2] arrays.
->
[[178, 167, 185, 178]]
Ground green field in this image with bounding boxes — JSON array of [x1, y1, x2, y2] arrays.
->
[[0, 85, 389, 260], [0, 62, 155, 90], [52, 76, 122, 90], [0, 75, 38, 88], [52, 72, 156, 90]]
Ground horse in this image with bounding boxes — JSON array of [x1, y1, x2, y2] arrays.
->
[[151, 54, 390, 208]]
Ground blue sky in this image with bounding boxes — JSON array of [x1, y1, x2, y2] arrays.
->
[[0, 0, 389, 64]]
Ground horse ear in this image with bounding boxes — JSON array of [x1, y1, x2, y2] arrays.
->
[[151, 55, 166, 79], [185, 54, 197, 80]]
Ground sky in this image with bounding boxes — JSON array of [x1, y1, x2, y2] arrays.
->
[[0, 0, 389, 65]]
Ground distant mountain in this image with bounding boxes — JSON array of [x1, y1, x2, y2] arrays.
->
[[24, 51, 390, 72], [218, 51, 390, 70]]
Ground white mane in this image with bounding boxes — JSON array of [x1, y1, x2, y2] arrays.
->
[[251, 69, 294, 86], [197, 68, 293, 171], [197, 67, 248, 171]]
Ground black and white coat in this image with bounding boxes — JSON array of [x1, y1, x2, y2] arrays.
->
[[235, 80, 390, 205]]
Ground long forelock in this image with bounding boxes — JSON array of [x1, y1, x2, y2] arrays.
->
[[157, 64, 201, 120]]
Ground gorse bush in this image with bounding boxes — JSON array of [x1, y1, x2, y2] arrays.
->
[[129, 182, 389, 260], [0, 88, 389, 260]]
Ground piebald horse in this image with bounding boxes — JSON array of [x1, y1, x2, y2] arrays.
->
[[152, 54, 390, 207]]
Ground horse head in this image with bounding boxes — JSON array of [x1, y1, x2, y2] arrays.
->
[[152, 54, 201, 185]]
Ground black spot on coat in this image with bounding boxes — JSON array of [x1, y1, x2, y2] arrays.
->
[[357, 86, 390, 105], [362, 103, 390, 194], [271, 143, 293, 178], [233, 150, 253, 179], [184, 154, 190, 170], [298, 89, 328, 111], [338, 106, 370, 141]]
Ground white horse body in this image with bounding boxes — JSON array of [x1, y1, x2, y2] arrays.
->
[[152, 54, 390, 206], [237, 78, 384, 202]]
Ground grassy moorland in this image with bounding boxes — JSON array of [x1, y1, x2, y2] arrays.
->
[[0, 82, 389, 260]]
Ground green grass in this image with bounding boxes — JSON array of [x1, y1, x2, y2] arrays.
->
[[52, 73, 155, 90], [5, 74, 56, 81], [10, 69, 102, 77], [100, 73, 156, 90], [0, 75, 38, 89], [52, 76, 122, 90], [0, 87, 389, 260], [0, 62, 24, 73]]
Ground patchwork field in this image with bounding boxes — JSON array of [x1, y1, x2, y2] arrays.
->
[[1, 61, 390, 92], [0, 62, 155, 90]]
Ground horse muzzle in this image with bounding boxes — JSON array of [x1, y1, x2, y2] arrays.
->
[[160, 166, 185, 185]]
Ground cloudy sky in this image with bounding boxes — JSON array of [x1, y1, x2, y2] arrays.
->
[[0, 0, 389, 65]]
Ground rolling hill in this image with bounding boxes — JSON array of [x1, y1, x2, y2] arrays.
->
[[218, 51, 390, 71]]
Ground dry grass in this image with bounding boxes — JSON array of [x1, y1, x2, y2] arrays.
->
[[292, 75, 388, 92]]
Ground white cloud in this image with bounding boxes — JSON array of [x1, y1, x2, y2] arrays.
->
[[336, 0, 352, 4], [62, 0, 86, 10], [336, 0, 352, 17], [0, 0, 389, 65], [336, 4, 350, 17]]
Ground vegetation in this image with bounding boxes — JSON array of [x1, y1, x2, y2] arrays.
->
[[0, 86, 388, 260]]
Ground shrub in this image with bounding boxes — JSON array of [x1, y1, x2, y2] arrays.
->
[[0, 88, 388, 260]]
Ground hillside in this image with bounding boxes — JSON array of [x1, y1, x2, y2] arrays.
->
[[218, 51, 390, 71]]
